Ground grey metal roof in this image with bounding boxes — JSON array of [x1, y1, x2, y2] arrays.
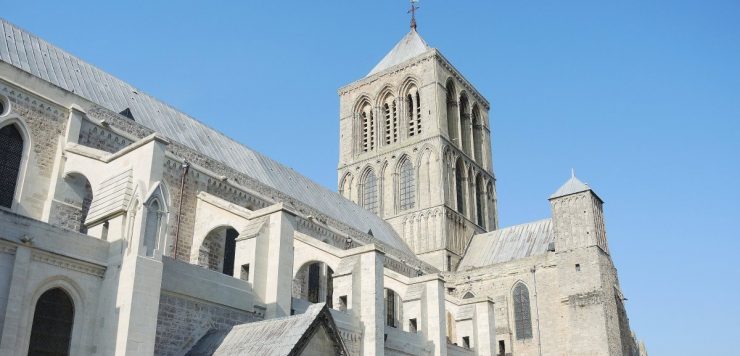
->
[[367, 29, 430, 77], [0, 18, 413, 255], [550, 175, 591, 199], [457, 219, 554, 270], [186, 303, 347, 356]]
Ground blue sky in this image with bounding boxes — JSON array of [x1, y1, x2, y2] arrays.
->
[[5, 1, 739, 354]]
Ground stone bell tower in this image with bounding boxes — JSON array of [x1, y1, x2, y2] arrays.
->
[[336, 26, 498, 271]]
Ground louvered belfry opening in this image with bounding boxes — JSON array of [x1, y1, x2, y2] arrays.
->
[[0, 125, 23, 208], [28, 288, 75, 356]]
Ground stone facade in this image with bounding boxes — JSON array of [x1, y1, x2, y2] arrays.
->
[[0, 17, 645, 356]]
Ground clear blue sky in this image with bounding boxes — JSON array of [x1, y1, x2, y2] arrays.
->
[[5, 1, 739, 354]]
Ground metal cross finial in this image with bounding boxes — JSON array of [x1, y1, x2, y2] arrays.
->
[[408, 0, 420, 30]]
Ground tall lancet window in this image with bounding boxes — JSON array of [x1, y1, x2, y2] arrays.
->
[[0, 125, 23, 208], [383, 96, 398, 145], [407, 87, 422, 137], [455, 159, 465, 214], [362, 169, 378, 214], [399, 159, 415, 211], [360, 104, 375, 152], [513, 283, 533, 340]]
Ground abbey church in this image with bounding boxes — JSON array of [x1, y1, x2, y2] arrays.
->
[[0, 16, 646, 356]]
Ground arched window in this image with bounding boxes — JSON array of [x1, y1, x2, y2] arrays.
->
[[455, 159, 465, 214], [446, 81, 459, 146], [339, 173, 353, 201], [143, 199, 161, 257], [383, 96, 398, 145], [459, 94, 472, 156], [472, 105, 483, 163], [360, 104, 375, 152], [399, 159, 415, 211], [407, 87, 422, 137], [513, 283, 533, 340], [29, 288, 74, 356], [361, 169, 378, 214], [199, 226, 239, 276], [476, 174, 485, 227], [0, 125, 24, 208], [385, 288, 400, 327]]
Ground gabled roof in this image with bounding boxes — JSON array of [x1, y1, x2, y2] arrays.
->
[[186, 303, 348, 356], [367, 29, 430, 77], [549, 175, 592, 199], [0, 18, 415, 256], [458, 219, 554, 270]]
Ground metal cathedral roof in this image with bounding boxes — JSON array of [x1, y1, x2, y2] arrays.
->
[[0, 18, 414, 255]]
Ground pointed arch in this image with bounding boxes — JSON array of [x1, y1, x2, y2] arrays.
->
[[339, 172, 354, 201], [472, 104, 484, 163], [401, 78, 422, 138], [475, 173, 485, 228], [360, 167, 379, 214], [355, 97, 375, 153], [29, 287, 75, 355], [0, 122, 27, 209], [397, 155, 415, 211], [56, 172, 94, 233], [379, 90, 399, 146], [463, 291, 476, 299], [459, 92, 472, 156], [455, 158, 466, 214], [513, 282, 533, 340], [143, 182, 169, 257], [445, 79, 460, 147]]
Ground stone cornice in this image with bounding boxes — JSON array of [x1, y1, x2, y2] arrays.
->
[[31, 250, 106, 278]]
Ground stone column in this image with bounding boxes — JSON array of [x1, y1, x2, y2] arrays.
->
[[473, 298, 496, 356], [350, 245, 385, 356], [252, 204, 296, 319], [0, 245, 31, 355], [418, 274, 448, 356]]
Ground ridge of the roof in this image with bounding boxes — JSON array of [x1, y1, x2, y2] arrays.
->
[[366, 29, 430, 77], [0, 17, 417, 257]]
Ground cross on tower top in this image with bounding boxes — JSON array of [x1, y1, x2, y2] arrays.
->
[[408, 0, 420, 30]]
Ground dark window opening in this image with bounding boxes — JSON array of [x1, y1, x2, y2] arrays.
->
[[326, 267, 334, 308], [29, 288, 74, 356], [386, 289, 396, 327], [241, 264, 250, 281], [307, 263, 320, 303], [447, 255, 452, 272], [222, 228, 238, 276], [455, 161, 465, 214], [409, 318, 418, 333], [498, 340, 506, 356], [462, 336, 470, 349], [0, 125, 23, 208], [575, 263, 581, 272], [339, 295, 348, 311]]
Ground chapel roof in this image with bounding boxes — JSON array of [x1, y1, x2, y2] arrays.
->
[[186, 303, 348, 356], [457, 219, 555, 270], [367, 29, 430, 77], [0, 18, 414, 256]]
